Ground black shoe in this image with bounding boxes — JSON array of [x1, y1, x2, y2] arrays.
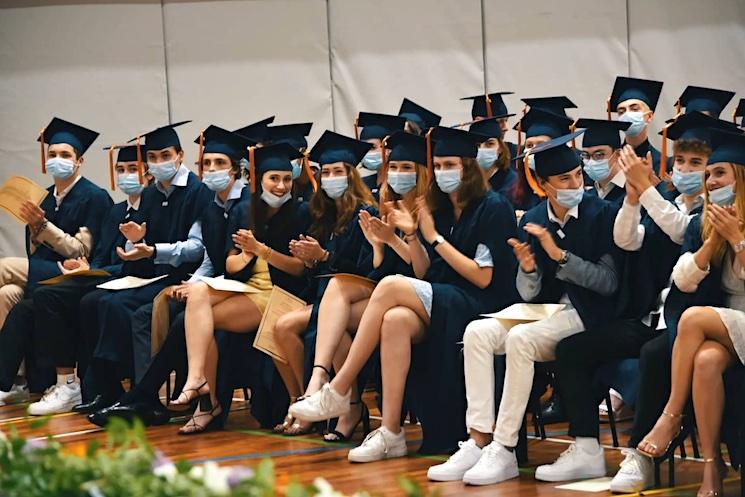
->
[[88, 401, 175, 428], [73, 395, 112, 414], [540, 398, 566, 424]]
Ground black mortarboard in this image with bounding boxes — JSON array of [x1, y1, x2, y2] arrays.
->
[[430, 126, 483, 158], [513, 108, 573, 139], [516, 130, 585, 178], [661, 111, 741, 145], [134, 121, 190, 152], [195, 125, 254, 162], [387, 131, 428, 165], [358, 112, 406, 141], [521, 96, 577, 117], [461, 92, 513, 119], [469, 115, 514, 140], [262, 123, 313, 150], [309, 131, 373, 166], [39, 117, 99, 156], [708, 128, 745, 166], [609, 76, 664, 112], [398, 98, 441, 130], [233, 116, 275, 143], [676, 86, 735, 118], [575, 118, 630, 149]]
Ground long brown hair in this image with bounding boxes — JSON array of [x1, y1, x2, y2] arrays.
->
[[378, 160, 428, 222], [426, 156, 487, 213], [702, 163, 745, 265], [309, 163, 377, 240]]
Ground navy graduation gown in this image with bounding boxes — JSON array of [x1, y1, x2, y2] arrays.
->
[[411, 191, 519, 453], [507, 142, 518, 162], [488, 168, 517, 199], [360, 173, 381, 200], [202, 187, 250, 278], [519, 194, 622, 329], [90, 200, 148, 277], [25, 177, 113, 293], [587, 182, 626, 207]]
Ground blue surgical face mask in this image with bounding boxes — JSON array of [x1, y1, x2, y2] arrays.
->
[[708, 183, 736, 206], [261, 190, 292, 208], [583, 159, 611, 182], [554, 186, 585, 209], [117, 173, 144, 196], [527, 153, 536, 171], [202, 169, 232, 192], [148, 160, 179, 182], [619, 111, 647, 137], [434, 168, 462, 194], [476, 148, 499, 170], [291, 160, 303, 180], [321, 175, 348, 199], [361, 151, 383, 171], [387, 171, 417, 195], [672, 169, 704, 196], [45, 158, 76, 180]]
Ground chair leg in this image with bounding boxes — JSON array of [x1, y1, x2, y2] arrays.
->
[[242, 387, 250, 404], [165, 373, 172, 406], [653, 458, 661, 488], [605, 392, 619, 448]]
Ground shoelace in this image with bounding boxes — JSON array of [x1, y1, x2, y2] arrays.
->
[[317, 384, 333, 414], [555, 443, 579, 464], [618, 449, 642, 474], [40, 385, 61, 402], [361, 429, 388, 454], [449, 441, 476, 464]]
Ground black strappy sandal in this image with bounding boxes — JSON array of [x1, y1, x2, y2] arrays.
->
[[324, 400, 371, 443], [171, 379, 209, 408], [178, 402, 223, 436]]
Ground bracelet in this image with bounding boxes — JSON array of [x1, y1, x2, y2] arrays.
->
[[34, 220, 48, 236], [263, 245, 273, 260], [734, 238, 745, 254], [404, 232, 418, 243]]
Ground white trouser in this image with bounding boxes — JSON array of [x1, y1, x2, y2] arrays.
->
[[463, 309, 585, 447]]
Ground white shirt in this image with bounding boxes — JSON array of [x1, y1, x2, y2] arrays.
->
[[547, 201, 579, 229], [595, 170, 626, 200], [53, 175, 82, 207]]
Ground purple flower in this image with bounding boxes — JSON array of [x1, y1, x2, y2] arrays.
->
[[21, 438, 48, 455], [227, 466, 255, 488]]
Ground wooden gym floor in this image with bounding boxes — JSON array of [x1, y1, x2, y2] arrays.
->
[[0, 389, 741, 497]]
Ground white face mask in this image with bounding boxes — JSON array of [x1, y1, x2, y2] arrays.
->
[[45, 158, 76, 180], [476, 148, 499, 170], [619, 111, 647, 137], [261, 190, 292, 208], [148, 160, 179, 182]]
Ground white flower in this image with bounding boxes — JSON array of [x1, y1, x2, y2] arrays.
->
[[190, 461, 231, 495], [153, 462, 178, 482], [313, 478, 344, 497]]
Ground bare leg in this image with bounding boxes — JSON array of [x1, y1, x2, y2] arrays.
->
[[379, 306, 426, 434], [639, 307, 738, 457], [308, 278, 374, 395], [330, 276, 429, 399], [274, 306, 313, 392], [174, 283, 232, 405]]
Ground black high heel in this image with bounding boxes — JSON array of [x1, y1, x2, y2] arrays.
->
[[172, 379, 209, 408], [324, 400, 370, 443], [178, 402, 222, 435]]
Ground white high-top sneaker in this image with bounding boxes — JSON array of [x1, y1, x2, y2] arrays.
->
[[28, 383, 82, 416], [0, 383, 30, 406], [289, 383, 350, 422], [462, 441, 519, 485], [427, 439, 483, 481], [347, 426, 408, 463], [535, 442, 607, 482], [609, 449, 654, 493]]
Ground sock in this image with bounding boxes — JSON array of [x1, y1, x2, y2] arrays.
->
[[575, 437, 600, 453], [57, 374, 76, 388]]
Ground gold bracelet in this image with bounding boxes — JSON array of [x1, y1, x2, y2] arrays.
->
[[263, 246, 273, 260]]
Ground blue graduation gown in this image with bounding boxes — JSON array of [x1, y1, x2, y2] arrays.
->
[[360, 173, 381, 200], [587, 183, 626, 207], [25, 177, 112, 293], [519, 194, 622, 329], [411, 191, 519, 454], [488, 168, 517, 199], [90, 201, 148, 277]]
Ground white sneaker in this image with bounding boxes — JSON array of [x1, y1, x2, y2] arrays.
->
[[288, 383, 350, 422], [609, 449, 654, 493], [0, 383, 30, 406], [535, 443, 607, 482], [28, 383, 82, 416], [462, 441, 519, 485], [347, 426, 408, 463], [427, 439, 483, 481]]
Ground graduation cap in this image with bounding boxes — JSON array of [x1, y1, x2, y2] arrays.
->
[[356, 112, 406, 141], [430, 126, 483, 159], [133, 121, 191, 152], [461, 92, 513, 119], [233, 116, 276, 143], [520, 96, 577, 117], [38, 117, 99, 173], [734, 98, 745, 127], [102, 143, 147, 191], [398, 98, 442, 132], [608, 76, 664, 115], [194, 125, 254, 174], [387, 131, 428, 165], [708, 128, 745, 166], [309, 130, 373, 169], [515, 130, 585, 196], [513, 108, 574, 139], [244, 142, 307, 195], [675, 86, 735, 118], [468, 115, 514, 140], [262, 123, 313, 150], [661, 112, 740, 144], [575, 118, 630, 150]]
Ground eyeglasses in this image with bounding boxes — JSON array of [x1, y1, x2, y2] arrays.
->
[[580, 151, 609, 161]]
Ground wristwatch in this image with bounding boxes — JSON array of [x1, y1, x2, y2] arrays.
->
[[430, 234, 445, 249], [734, 239, 745, 254], [557, 250, 570, 265]]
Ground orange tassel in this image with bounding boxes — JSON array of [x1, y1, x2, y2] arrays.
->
[[248, 146, 257, 194], [570, 120, 578, 150], [136, 136, 144, 184], [197, 130, 205, 179], [425, 128, 434, 183], [606, 95, 612, 120], [39, 128, 46, 173], [353, 118, 359, 140], [303, 151, 318, 192], [524, 154, 545, 197], [485, 93, 493, 118], [660, 124, 669, 180], [380, 138, 389, 187], [108, 146, 116, 191], [733, 108, 738, 124]]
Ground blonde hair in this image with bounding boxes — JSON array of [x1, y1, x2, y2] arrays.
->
[[378, 161, 428, 222], [702, 163, 745, 265]]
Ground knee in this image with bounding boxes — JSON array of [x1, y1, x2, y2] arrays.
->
[[693, 347, 727, 378], [275, 314, 298, 340], [463, 318, 498, 350], [381, 307, 411, 343], [505, 326, 533, 355], [678, 307, 706, 335], [187, 282, 210, 302], [371, 275, 405, 302]]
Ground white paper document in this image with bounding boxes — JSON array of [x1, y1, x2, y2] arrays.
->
[[96, 274, 169, 291], [481, 303, 566, 331]]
